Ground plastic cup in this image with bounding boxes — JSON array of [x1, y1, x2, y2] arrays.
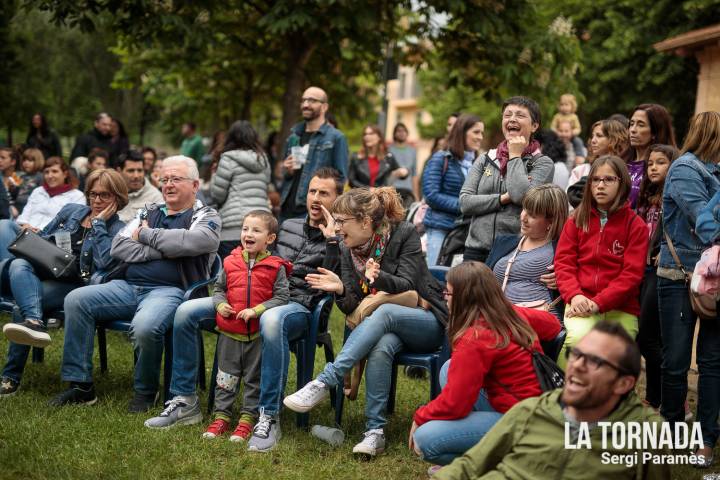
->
[[311, 425, 344, 447], [291, 146, 307, 169], [54, 231, 72, 252]]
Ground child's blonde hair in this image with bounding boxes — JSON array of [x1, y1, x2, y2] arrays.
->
[[559, 94, 577, 113]]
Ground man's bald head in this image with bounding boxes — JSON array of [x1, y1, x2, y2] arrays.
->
[[301, 86, 329, 124], [304, 87, 328, 103]]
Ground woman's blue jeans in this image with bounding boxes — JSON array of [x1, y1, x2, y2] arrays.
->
[[2, 259, 80, 382], [658, 277, 720, 448], [413, 360, 503, 465], [316, 304, 443, 431]]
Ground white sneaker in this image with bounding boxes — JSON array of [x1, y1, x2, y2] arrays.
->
[[352, 429, 385, 457], [282, 380, 329, 413]]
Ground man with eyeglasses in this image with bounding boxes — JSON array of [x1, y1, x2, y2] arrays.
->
[[50, 155, 220, 413], [278, 86, 348, 222], [116, 150, 163, 222], [434, 321, 671, 480]]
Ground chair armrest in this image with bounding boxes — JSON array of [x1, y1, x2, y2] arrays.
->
[[183, 276, 218, 302]]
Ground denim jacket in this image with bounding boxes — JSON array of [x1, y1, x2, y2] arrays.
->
[[39, 203, 125, 284], [280, 122, 349, 207], [659, 152, 720, 271]]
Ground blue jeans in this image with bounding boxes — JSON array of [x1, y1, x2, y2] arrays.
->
[[1, 268, 79, 383], [259, 302, 310, 416], [169, 297, 216, 397], [0, 220, 21, 262], [316, 304, 443, 431], [658, 277, 720, 448], [61, 280, 185, 395], [425, 228, 448, 267], [413, 360, 502, 465]]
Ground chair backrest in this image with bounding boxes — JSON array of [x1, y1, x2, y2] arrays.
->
[[428, 265, 450, 284], [541, 329, 567, 362]]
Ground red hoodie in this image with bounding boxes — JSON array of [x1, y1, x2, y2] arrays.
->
[[413, 307, 561, 426], [554, 203, 648, 316]]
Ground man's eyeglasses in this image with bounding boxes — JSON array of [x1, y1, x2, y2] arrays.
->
[[88, 191, 113, 201], [590, 175, 620, 186], [159, 176, 194, 186], [301, 97, 326, 105], [565, 347, 632, 375]]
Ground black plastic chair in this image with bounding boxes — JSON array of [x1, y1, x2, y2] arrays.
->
[[541, 329, 567, 362], [204, 295, 334, 429], [96, 254, 222, 402]]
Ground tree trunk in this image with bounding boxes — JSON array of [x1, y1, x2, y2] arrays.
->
[[276, 37, 317, 167], [241, 71, 254, 120]]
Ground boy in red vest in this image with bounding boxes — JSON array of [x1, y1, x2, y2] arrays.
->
[[203, 210, 291, 442]]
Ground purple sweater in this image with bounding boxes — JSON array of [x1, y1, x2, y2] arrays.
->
[[628, 160, 644, 208]]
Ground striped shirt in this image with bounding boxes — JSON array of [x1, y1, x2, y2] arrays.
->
[[493, 242, 559, 316]]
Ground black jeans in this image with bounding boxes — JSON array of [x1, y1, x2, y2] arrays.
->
[[658, 277, 720, 448], [638, 267, 662, 408]]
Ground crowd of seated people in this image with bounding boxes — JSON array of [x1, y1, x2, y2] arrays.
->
[[0, 89, 718, 478]]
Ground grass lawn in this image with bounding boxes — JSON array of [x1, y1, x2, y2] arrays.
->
[[0, 308, 717, 479]]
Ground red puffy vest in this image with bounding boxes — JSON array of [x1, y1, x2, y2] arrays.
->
[[216, 249, 291, 336]]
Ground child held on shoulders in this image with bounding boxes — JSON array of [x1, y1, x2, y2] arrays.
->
[[203, 210, 291, 442], [554, 155, 648, 369], [550, 94, 582, 137]]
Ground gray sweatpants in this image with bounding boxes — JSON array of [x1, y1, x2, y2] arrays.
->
[[213, 334, 261, 420]]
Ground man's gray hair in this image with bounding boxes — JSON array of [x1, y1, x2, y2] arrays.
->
[[162, 155, 199, 180]]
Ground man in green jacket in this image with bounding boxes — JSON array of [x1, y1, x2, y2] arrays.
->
[[180, 122, 205, 166], [435, 321, 678, 479]]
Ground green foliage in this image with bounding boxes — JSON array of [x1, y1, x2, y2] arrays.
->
[[546, 0, 720, 140], [1, 8, 137, 146], [416, 2, 582, 140]]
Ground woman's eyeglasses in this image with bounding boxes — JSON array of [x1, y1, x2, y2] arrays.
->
[[333, 216, 356, 227], [88, 191, 113, 201], [590, 175, 620, 185]]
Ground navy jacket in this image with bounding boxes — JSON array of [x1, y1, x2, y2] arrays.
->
[[422, 150, 466, 231]]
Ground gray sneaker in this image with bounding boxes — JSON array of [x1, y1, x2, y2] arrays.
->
[[247, 411, 281, 452], [144, 395, 202, 429]]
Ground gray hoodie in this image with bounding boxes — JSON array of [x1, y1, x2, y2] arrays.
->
[[211, 149, 271, 241], [460, 150, 554, 252]]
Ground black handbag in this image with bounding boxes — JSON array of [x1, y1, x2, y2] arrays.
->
[[7, 229, 78, 280]]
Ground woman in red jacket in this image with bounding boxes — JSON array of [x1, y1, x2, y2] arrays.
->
[[554, 155, 648, 368], [408, 261, 561, 467]]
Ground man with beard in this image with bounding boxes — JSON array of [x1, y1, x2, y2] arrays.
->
[[279, 86, 348, 221], [144, 168, 342, 453], [433, 321, 671, 480], [70, 113, 114, 162]]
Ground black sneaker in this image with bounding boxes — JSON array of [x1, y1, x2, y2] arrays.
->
[[48, 383, 97, 407], [0, 377, 19, 397], [3, 319, 51, 348], [128, 391, 159, 413]]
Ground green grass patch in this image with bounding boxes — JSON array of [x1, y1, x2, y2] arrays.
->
[[0, 308, 715, 479]]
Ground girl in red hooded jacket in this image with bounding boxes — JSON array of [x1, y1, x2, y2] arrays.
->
[[555, 155, 648, 368]]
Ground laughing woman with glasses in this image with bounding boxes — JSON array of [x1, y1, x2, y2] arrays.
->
[[283, 186, 447, 458], [554, 155, 648, 369], [0, 168, 128, 397]]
